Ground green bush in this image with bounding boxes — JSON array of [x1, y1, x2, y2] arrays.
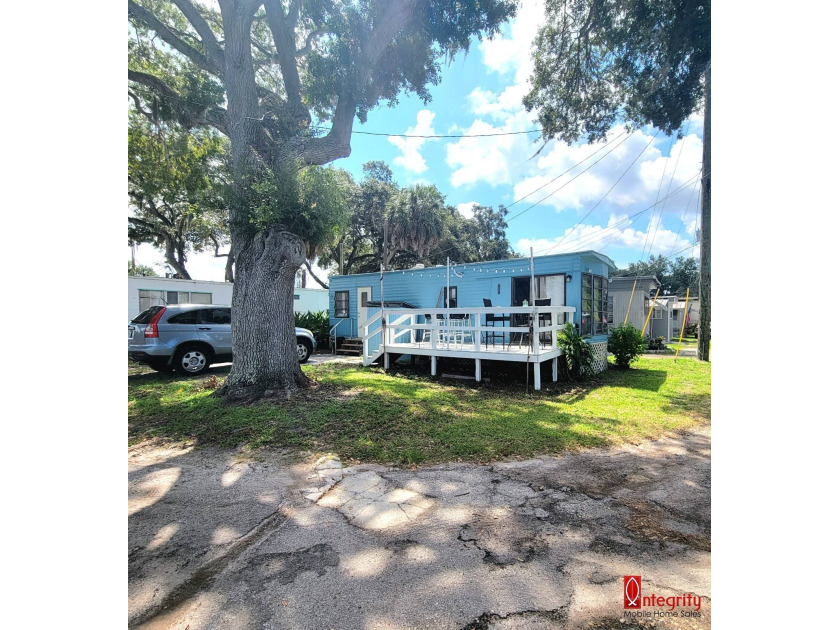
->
[[608, 324, 647, 369], [294, 310, 330, 349], [557, 323, 596, 380]]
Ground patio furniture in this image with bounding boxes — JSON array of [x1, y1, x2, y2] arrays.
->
[[482, 298, 509, 348]]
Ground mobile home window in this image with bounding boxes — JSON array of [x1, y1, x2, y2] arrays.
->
[[335, 291, 349, 318], [580, 273, 609, 336], [652, 309, 663, 319], [607, 295, 614, 324]]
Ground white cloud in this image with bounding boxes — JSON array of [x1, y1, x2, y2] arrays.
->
[[457, 201, 479, 218], [515, 212, 695, 259], [445, 112, 535, 188], [478, 0, 544, 84], [388, 110, 438, 174]]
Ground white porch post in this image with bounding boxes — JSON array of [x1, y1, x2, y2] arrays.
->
[[384, 352, 390, 369], [363, 322, 369, 361], [475, 359, 481, 382], [552, 357, 558, 382], [533, 361, 541, 391], [431, 355, 437, 376]]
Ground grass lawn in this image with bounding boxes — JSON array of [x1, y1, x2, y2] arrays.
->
[[128, 357, 710, 465], [666, 336, 698, 349]]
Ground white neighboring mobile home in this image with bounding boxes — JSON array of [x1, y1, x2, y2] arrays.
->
[[127, 275, 328, 321]]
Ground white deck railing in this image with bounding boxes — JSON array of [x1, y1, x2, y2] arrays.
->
[[361, 305, 576, 365]]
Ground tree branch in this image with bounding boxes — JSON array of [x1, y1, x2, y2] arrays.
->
[[303, 259, 329, 289], [128, 0, 219, 76], [128, 69, 229, 135], [264, 0, 303, 107], [171, 0, 225, 72], [296, 29, 324, 57], [128, 89, 154, 122]]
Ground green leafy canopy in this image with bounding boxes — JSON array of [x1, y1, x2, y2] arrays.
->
[[524, 0, 710, 144]]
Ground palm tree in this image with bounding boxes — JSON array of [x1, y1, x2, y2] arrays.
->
[[386, 185, 446, 267]]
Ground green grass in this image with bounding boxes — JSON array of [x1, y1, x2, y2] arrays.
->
[[128, 357, 710, 465]]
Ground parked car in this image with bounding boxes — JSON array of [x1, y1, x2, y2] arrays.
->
[[128, 304, 316, 375]]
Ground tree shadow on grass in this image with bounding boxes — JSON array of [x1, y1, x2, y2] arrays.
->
[[662, 392, 711, 421]]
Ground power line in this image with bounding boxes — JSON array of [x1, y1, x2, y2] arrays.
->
[[644, 128, 687, 260], [641, 134, 676, 258], [312, 125, 544, 138], [538, 131, 660, 256], [668, 178, 700, 256], [505, 131, 635, 223], [526, 171, 702, 255]]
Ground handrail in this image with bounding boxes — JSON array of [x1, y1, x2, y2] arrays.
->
[[383, 305, 575, 315], [360, 306, 579, 363], [329, 321, 342, 353]]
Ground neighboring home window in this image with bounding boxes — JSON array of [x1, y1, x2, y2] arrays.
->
[[607, 295, 614, 324], [335, 291, 349, 318], [294, 294, 300, 300], [580, 274, 608, 335], [652, 309, 663, 320], [138, 289, 211, 313]]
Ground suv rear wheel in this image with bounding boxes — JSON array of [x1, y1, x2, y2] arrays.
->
[[174, 345, 211, 376], [296, 338, 313, 363]]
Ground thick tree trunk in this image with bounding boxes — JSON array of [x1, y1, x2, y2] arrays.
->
[[697, 66, 711, 361], [216, 227, 309, 402]]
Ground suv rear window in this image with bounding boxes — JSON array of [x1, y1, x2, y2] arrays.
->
[[167, 310, 198, 324], [131, 306, 164, 324], [198, 308, 231, 325]]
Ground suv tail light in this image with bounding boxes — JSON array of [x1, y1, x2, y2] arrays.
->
[[144, 308, 166, 338]]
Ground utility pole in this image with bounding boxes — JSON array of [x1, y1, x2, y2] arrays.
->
[[698, 65, 711, 361], [383, 215, 389, 271]]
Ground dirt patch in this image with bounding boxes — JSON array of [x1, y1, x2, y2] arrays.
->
[[620, 499, 711, 552]]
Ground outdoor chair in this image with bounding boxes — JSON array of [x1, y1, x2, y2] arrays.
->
[[482, 298, 507, 348]]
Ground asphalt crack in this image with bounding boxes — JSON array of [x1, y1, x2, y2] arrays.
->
[[459, 607, 568, 630], [129, 509, 287, 629]]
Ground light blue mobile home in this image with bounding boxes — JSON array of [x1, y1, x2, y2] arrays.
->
[[329, 250, 616, 343]]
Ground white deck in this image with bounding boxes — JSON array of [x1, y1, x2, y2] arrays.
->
[[360, 305, 576, 390]]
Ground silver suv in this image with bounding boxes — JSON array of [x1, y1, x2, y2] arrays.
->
[[128, 304, 316, 375]]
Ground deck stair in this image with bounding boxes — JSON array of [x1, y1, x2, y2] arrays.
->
[[336, 337, 363, 356]]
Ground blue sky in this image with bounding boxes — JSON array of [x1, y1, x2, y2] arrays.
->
[[132, 0, 703, 282]]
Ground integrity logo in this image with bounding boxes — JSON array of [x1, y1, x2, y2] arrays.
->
[[624, 576, 641, 609], [622, 576, 702, 617]]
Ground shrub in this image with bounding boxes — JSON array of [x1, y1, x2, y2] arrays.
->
[[646, 335, 665, 350], [294, 310, 330, 349], [608, 324, 647, 369], [557, 323, 596, 380]]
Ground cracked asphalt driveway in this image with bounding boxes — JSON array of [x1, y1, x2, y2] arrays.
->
[[128, 426, 711, 629]]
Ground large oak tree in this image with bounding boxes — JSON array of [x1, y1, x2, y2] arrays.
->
[[128, 0, 517, 401]]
